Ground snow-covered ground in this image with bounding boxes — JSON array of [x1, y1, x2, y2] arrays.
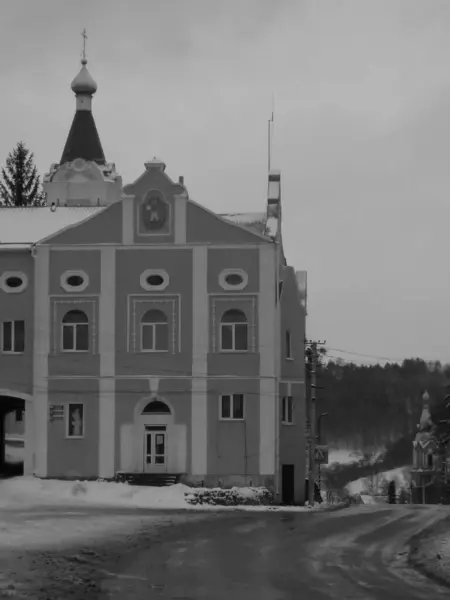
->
[[409, 516, 450, 587], [0, 476, 320, 514], [328, 446, 386, 466], [328, 448, 363, 464], [346, 466, 411, 496]]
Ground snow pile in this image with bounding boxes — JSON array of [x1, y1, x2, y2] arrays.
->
[[185, 486, 272, 506], [0, 477, 315, 512], [0, 477, 193, 510], [346, 466, 411, 496]]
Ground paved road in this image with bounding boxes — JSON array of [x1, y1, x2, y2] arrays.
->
[[96, 504, 449, 599]]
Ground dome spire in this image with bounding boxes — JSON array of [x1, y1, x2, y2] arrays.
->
[[71, 29, 97, 100], [81, 28, 87, 65], [60, 30, 106, 165]]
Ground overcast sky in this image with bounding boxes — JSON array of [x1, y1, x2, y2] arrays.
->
[[1, 0, 450, 365]]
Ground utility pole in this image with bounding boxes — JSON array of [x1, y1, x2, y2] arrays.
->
[[306, 339, 326, 506], [317, 412, 328, 492]]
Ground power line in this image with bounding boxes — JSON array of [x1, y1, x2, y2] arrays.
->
[[325, 345, 443, 364]]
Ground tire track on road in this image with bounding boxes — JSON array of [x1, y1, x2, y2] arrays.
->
[[305, 506, 449, 599]]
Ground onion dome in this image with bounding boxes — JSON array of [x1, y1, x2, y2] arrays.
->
[[71, 60, 98, 95]]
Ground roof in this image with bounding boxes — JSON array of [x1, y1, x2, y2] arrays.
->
[[0, 206, 104, 248], [220, 212, 268, 236], [60, 110, 106, 165]]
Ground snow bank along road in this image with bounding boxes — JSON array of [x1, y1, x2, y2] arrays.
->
[[1, 503, 449, 599]]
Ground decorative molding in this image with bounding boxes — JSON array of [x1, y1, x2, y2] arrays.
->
[[218, 268, 248, 291], [128, 294, 180, 354], [49, 243, 266, 251], [140, 269, 170, 292], [60, 269, 90, 293], [0, 271, 28, 294], [50, 296, 98, 355], [136, 189, 172, 238], [211, 295, 256, 353]]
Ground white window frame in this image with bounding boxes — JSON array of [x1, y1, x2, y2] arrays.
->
[[140, 269, 170, 292], [218, 268, 248, 291], [219, 394, 245, 420], [220, 312, 249, 352], [140, 321, 169, 353], [0, 271, 28, 294], [61, 313, 89, 353], [60, 270, 89, 293], [2, 320, 25, 354], [66, 402, 85, 439], [286, 330, 293, 360], [282, 396, 294, 425]]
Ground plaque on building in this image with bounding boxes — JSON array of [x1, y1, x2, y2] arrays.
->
[[49, 404, 64, 421]]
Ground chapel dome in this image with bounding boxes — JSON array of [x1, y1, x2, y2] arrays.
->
[[71, 60, 97, 95]]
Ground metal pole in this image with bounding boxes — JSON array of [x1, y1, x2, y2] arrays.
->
[[308, 343, 317, 506]]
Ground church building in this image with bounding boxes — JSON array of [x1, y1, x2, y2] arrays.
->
[[0, 54, 307, 504]]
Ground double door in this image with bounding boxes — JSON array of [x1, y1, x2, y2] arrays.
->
[[144, 425, 167, 473]]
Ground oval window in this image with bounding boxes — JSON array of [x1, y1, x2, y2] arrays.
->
[[6, 276, 23, 289], [60, 270, 89, 293], [225, 273, 243, 287], [146, 274, 164, 287], [66, 275, 85, 287], [140, 269, 169, 291]]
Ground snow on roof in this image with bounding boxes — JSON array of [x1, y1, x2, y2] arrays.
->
[[220, 212, 268, 236], [0, 206, 104, 247]]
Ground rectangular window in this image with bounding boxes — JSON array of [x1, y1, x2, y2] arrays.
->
[[234, 324, 248, 351], [285, 330, 292, 359], [220, 324, 233, 350], [2, 320, 25, 353], [282, 396, 293, 424], [141, 323, 169, 351], [62, 323, 89, 351], [15, 408, 23, 422], [220, 394, 244, 420], [154, 323, 169, 351], [220, 324, 248, 351], [67, 403, 84, 438]]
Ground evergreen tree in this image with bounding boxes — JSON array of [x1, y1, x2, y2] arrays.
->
[[0, 141, 45, 206]]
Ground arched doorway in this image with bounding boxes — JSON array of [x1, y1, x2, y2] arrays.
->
[[0, 392, 28, 478], [139, 399, 172, 474]]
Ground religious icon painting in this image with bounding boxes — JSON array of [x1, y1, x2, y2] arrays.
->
[[141, 190, 169, 232], [67, 403, 84, 437]]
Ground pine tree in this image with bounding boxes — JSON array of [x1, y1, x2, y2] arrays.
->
[[0, 141, 45, 206]]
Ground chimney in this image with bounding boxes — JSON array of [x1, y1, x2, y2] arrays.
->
[[178, 176, 184, 185]]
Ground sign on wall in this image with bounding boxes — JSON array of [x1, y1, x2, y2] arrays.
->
[[49, 405, 64, 421]]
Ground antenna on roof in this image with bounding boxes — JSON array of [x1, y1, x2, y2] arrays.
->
[[268, 93, 275, 173]]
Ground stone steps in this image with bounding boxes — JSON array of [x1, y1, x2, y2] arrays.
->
[[115, 472, 182, 487]]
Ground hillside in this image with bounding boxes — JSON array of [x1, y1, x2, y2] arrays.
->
[[314, 357, 450, 451]]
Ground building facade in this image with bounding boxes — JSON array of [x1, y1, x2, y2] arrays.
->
[[411, 391, 450, 504], [0, 57, 307, 503]]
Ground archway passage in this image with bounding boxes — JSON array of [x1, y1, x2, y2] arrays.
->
[[0, 395, 25, 478]]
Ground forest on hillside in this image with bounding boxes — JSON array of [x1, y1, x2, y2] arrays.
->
[[314, 358, 450, 450]]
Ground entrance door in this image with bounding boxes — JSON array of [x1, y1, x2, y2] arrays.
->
[[282, 464, 295, 505], [143, 426, 167, 473]]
